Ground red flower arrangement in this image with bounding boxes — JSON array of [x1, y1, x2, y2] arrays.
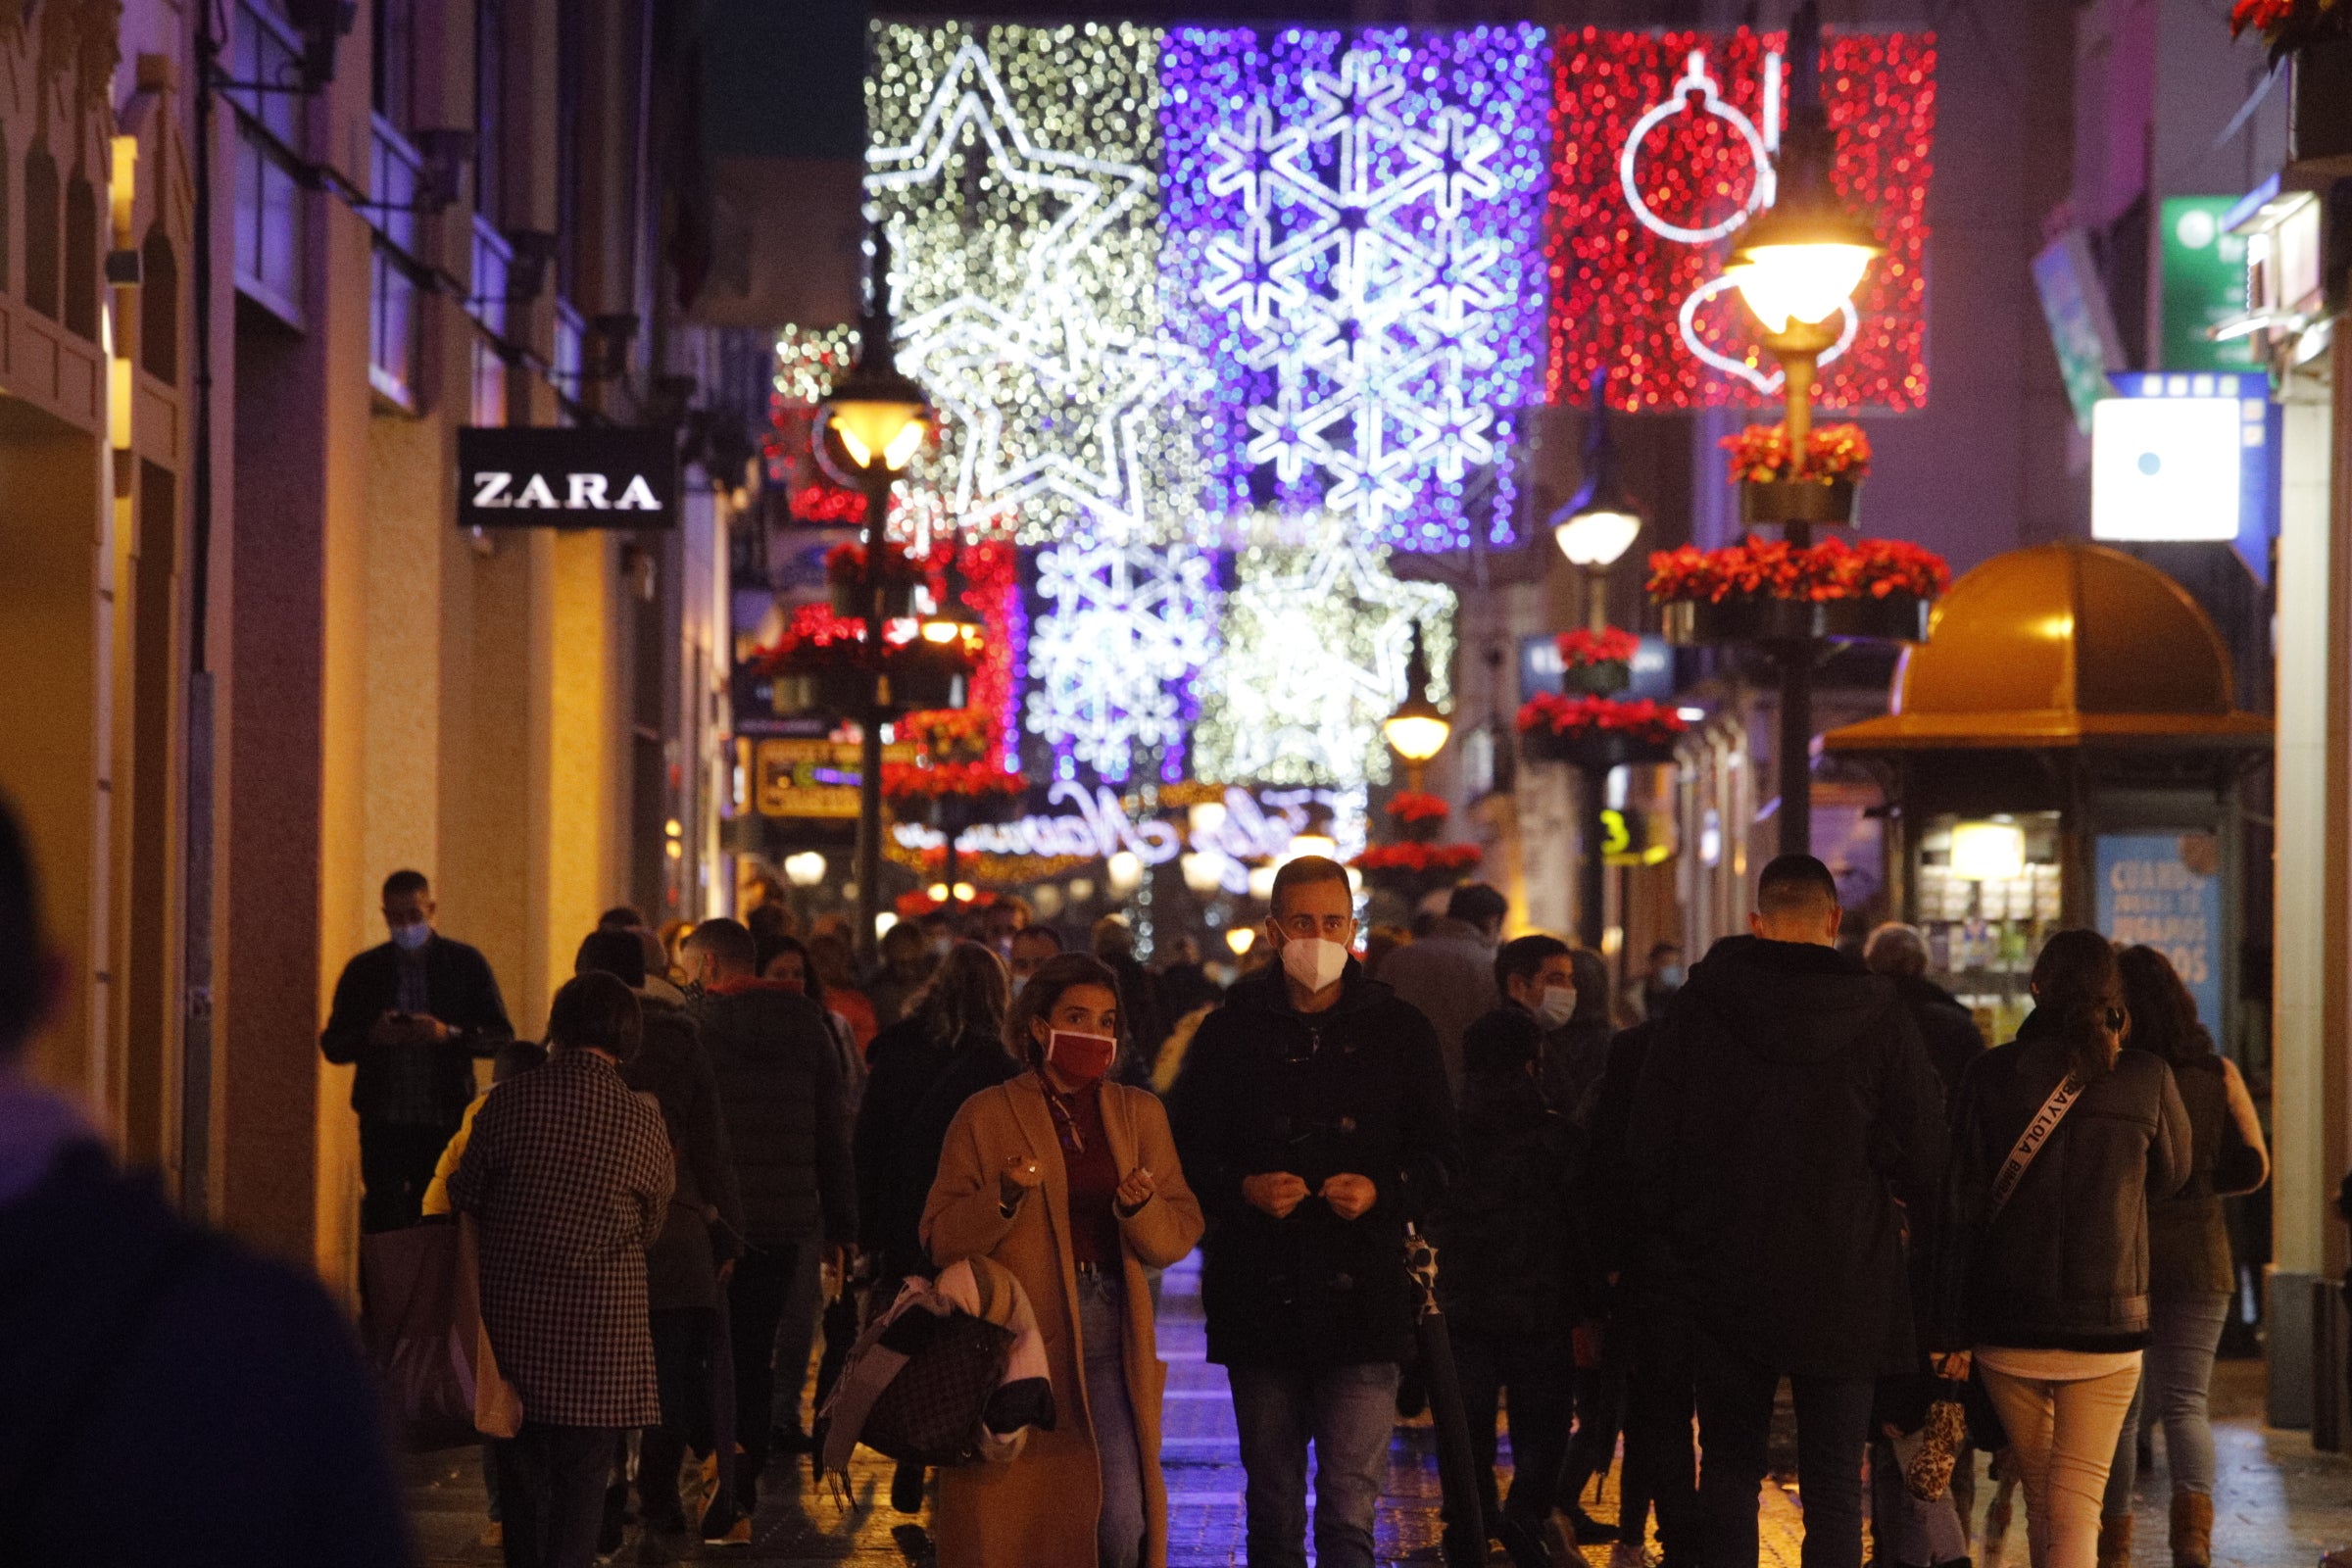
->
[[1646, 536, 1950, 605], [1386, 791, 1452, 825], [2231, 0, 2347, 57], [826, 541, 931, 588], [1556, 626, 1639, 668], [759, 603, 974, 674], [789, 486, 866, 525], [1721, 421, 1873, 485], [1351, 842, 1483, 875], [1515, 694, 1690, 745], [880, 761, 1026, 801]]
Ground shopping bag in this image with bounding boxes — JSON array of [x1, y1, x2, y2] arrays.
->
[[458, 1215, 522, 1440], [359, 1218, 523, 1450]]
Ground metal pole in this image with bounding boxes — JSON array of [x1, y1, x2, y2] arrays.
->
[[1579, 761, 1608, 952], [1777, 346, 1821, 858], [856, 475, 888, 966]]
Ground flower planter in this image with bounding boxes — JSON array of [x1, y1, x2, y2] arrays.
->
[[1560, 660, 1632, 697], [879, 665, 966, 713], [2291, 31, 2352, 172], [1520, 727, 1682, 770], [772, 662, 967, 716], [829, 579, 915, 620], [1740, 477, 1858, 528], [1660, 592, 1932, 647]]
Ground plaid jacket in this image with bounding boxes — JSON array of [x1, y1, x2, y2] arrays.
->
[[449, 1049, 673, 1428]]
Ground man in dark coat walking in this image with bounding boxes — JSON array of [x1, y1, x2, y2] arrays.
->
[[1170, 856, 1458, 1568], [1864, 921, 1987, 1096], [1629, 856, 1947, 1568], [683, 917, 856, 1526], [321, 869, 514, 1232]]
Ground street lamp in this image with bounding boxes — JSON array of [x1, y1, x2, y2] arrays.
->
[[1550, 367, 1643, 632], [1383, 621, 1451, 792], [816, 222, 933, 963], [1725, 0, 1882, 857]]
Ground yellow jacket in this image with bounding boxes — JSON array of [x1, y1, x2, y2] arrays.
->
[[419, 1095, 488, 1217]]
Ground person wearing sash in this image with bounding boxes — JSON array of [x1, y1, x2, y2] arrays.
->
[[1932, 930, 2189, 1568]]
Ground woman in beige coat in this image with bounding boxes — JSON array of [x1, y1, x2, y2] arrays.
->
[[922, 953, 1205, 1568]]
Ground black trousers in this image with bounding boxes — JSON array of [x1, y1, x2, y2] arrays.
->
[[728, 1239, 808, 1492], [1619, 1289, 1698, 1561], [639, 1307, 717, 1530], [1691, 1332, 1874, 1568], [1450, 1329, 1576, 1534], [494, 1423, 620, 1568], [359, 1120, 456, 1235]]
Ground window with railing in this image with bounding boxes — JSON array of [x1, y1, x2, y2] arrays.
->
[[368, 118, 422, 407], [227, 0, 306, 325], [467, 216, 510, 424], [552, 298, 584, 419]]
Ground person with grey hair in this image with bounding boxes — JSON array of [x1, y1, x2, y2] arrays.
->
[[1864, 922, 1986, 1096]]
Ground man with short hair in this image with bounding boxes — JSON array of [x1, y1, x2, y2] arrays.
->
[[1170, 857, 1458, 1568], [980, 895, 1031, 956], [1626, 940, 1687, 1022], [1864, 921, 1985, 1096], [0, 800, 415, 1565], [1630, 855, 1947, 1568], [682, 917, 855, 1530], [1008, 924, 1062, 992], [322, 869, 514, 1232], [452, 971, 674, 1568], [1376, 881, 1508, 1090]]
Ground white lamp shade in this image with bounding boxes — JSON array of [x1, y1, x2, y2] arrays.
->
[[1288, 834, 1339, 863], [1226, 926, 1257, 956], [1949, 820, 2028, 883], [820, 398, 928, 475], [1728, 241, 1877, 334], [783, 851, 828, 888], [1107, 850, 1145, 894], [1554, 508, 1642, 567], [1383, 712, 1451, 765]]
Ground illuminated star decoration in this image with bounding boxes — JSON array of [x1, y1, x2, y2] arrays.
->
[[1162, 26, 1551, 554], [868, 23, 1211, 547], [1196, 514, 1456, 788], [1023, 537, 1221, 786]]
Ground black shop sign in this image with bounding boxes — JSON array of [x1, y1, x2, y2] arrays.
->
[[458, 426, 680, 529]]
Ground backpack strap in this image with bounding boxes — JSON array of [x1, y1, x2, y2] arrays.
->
[[1986, 1072, 2085, 1222]]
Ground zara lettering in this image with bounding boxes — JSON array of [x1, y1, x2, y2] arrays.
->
[[469, 469, 664, 511]]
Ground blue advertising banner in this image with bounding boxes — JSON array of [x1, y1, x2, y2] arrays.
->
[[2094, 833, 2224, 1034]]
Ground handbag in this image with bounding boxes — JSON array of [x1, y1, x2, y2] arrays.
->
[[359, 1217, 523, 1450]]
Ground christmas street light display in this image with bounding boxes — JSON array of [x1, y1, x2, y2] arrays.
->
[[1023, 534, 1221, 786], [1161, 25, 1551, 554]]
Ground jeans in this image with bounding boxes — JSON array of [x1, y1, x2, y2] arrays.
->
[[770, 1240, 823, 1434], [728, 1238, 808, 1492], [493, 1423, 621, 1568], [1228, 1359, 1398, 1568], [1450, 1329, 1575, 1536], [1691, 1332, 1874, 1568], [1980, 1358, 2140, 1568], [1620, 1286, 1698, 1559], [640, 1307, 717, 1530], [1081, 1273, 1147, 1568], [2101, 1289, 2232, 1512], [359, 1120, 455, 1235]]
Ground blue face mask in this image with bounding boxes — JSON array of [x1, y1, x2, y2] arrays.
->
[[1655, 964, 1686, 990], [390, 922, 431, 953]]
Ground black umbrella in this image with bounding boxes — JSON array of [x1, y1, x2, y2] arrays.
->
[[1407, 1227, 1547, 1568]]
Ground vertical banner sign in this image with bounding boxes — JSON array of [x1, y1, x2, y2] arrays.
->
[[2032, 229, 2128, 436], [457, 426, 680, 528], [2159, 197, 2258, 373], [2095, 832, 2224, 1035]]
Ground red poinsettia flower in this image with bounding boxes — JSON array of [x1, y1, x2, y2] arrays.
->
[[1646, 536, 1950, 605], [1350, 842, 1484, 873], [1720, 421, 1873, 484], [1385, 791, 1452, 824], [1556, 625, 1640, 667], [2231, 0, 2341, 54], [1513, 694, 1690, 745], [880, 761, 1027, 801]]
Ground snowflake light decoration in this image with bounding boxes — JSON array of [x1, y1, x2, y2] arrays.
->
[[1161, 26, 1551, 554], [1195, 514, 1456, 788], [1023, 537, 1221, 786], [867, 23, 1210, 547]]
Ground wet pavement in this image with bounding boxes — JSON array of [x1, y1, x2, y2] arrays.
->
[[405, 1253, 2352, 1566]]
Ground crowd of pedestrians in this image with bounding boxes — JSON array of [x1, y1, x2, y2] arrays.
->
[[0, 774, 2290, 1568]]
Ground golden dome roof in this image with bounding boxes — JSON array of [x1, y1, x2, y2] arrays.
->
[[1825, 542, 2270, 750]]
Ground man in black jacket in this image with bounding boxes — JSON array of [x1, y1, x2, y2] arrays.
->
[[1863, 921, 1986, 1097], [683, 917, 855, 1532], [1629, 856, 1947, 1568], [1169, 857, 1458, 1568], [320, 869, 513, 1233]]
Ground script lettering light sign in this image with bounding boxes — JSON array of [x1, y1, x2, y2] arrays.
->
[[458, 426, 681, 529]]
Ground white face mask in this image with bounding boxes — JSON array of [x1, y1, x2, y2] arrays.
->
[[1535, 985, 1578, 1030], [1279, 935, 1349, 994]]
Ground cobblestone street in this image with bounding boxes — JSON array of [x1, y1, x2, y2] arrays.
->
[[405, 1255, 2352, 1567]]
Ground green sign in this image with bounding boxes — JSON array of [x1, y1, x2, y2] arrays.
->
[[2160, 197, 2256, 371]]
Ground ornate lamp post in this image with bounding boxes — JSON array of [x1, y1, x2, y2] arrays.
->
[[815, 225, 933, 962], [1383, 622, 1452, 794], [1725, 1, 1882, 857]]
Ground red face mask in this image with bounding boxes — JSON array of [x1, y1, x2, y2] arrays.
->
[[1045, 1030, 1118, 1085]]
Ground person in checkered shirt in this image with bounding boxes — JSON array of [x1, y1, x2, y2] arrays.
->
[[451, 971, 675, 1568]]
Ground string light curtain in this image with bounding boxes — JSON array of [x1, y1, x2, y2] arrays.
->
[[1545, 28, 1937, 413]]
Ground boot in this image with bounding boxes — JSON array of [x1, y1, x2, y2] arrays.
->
[[2170, 1491, 2214, 1568], [2096, 1513, 2132, 1568]]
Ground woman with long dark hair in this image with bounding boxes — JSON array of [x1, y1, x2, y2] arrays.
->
[[2096, 945, 2268, 1568], [923, 953, 1204, 1568], [1935, 930, 2189, 1568]]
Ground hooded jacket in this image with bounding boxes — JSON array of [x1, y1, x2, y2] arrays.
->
[[1932, 1008, 2189, 1351], [1168, 961, 1458, 1368], [1628, 935, 1948, 1380], [688, 978, 856, 1247]]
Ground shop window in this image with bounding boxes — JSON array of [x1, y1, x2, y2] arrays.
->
[[23, 143, 57, 319], [63, 173, 95, 340], [141, 228, 177, 380], [228, 0, 305, 326], [368, 122, 421, 408], [371, 0, 415, 133], [551, 298, 583, 418]]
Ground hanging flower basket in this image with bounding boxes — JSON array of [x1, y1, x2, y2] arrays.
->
[[771, 666, 872, 717], [876, 664, 966, 713], [1350, 841, 1484, 905], [1555, 626, 1637, 695], [1515, 694, 1687, 769], [1740, 478, 1859, 528], [830, 579, 916, 620], [1384, 790, 1452, 844], [826, 542, 928, 620], [1661, 592, 1933, 646], [885, 762, 1028, 833], [1722, 422, 1871, 528]]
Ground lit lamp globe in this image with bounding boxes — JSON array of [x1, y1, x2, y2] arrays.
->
[[1180, 851, 1227, 897], [916, 590, 983, 649], [783, 851, 827, 889], [1383, 620, 1451, 792], [1226, 926, 1257, 957], [1552, 368, 1643, 577], [814, 230, 933, 491], [1288, 833, 1340, 864]]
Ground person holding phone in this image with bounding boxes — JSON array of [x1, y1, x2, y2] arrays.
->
[[922, 953, 1204, 1568]]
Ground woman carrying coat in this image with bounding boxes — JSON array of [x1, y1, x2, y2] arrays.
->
[[2095, 945, 2269, 1568], [1934, 930, 2190, 1568], [922, 952, 1205, 1568]]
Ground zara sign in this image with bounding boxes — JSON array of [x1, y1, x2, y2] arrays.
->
[[457, 426, 680, 530]]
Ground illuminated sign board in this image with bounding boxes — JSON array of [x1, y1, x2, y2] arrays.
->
[[2089, 371, 2278, 580]]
